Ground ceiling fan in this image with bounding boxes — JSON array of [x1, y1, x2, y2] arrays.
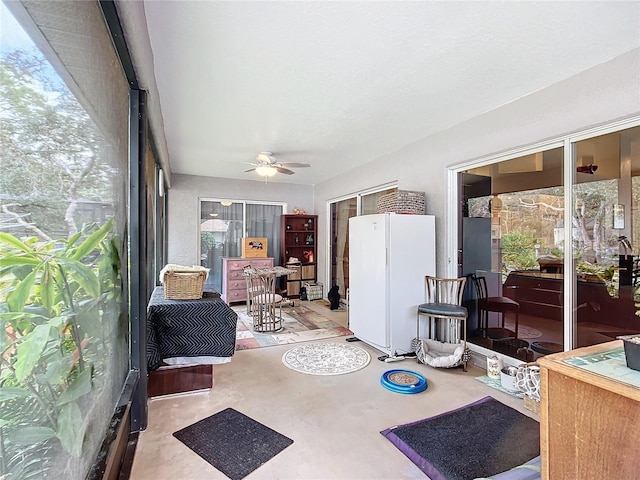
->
[[245, 152, 310, 177]]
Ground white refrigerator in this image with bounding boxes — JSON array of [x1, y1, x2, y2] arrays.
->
[[348, 213, 436, 356]]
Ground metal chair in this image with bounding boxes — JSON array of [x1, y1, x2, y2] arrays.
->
[[245, 271, 284, 332], [416, 276, 468, 370], [472, 274, 520, 341]]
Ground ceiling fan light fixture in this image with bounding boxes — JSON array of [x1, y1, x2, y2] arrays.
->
[[220, 201, 232, 206], [256, 165, 277, 177]]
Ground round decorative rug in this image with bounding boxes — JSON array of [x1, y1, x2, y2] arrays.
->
[[282, 342, 371, 375]]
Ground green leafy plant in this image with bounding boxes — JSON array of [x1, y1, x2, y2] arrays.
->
[[576, 261, 619, 298], [0, 219, 120, 477], [501, 231, 539, 275]]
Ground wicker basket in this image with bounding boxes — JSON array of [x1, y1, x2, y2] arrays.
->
[[303, 282, 323, 301], [376, 190, 426, 215], [163, 271, 206, 300]]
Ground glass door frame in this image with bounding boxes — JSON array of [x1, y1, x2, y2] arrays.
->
[[324, 182, 398, 299], [447, 115, 640, 357]]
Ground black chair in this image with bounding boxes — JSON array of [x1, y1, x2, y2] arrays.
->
[[472, 274, 520, 341]]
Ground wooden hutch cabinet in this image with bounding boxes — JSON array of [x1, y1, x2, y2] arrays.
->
[[281, 214, 317, 297]]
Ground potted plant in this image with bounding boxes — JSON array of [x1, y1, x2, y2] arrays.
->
[[617, 335, 640, 371]]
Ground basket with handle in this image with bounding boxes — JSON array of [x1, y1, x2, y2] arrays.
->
[[161, 266, 207, 300]]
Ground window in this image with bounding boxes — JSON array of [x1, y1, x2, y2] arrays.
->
[[0, 2, 129, 478], [199, 200, 284, 292]]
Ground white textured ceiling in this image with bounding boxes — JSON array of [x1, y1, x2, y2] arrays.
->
[[143, 1, 640, 185]]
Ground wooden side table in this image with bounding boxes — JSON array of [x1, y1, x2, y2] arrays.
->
[[538, 340, 640, 479]]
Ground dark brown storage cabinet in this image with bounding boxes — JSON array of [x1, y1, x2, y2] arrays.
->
[[281, 214, 317, 297]]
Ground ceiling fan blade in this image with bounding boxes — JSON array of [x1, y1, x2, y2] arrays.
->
[[275, 167, 295, 175], [277, 162, 310, 168], [244, 168, 256, 173]]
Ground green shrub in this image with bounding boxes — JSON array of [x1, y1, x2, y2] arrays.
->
[[0, 219, 120, 477]]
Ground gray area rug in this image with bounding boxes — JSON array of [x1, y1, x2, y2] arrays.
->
[[381, 396, 540, 480], [173, 408, 293, 480]]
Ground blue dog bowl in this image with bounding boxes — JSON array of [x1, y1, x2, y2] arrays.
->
[[381, 369, 428, 394]]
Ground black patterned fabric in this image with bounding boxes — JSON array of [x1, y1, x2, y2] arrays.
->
[[146, 287, 238, 371]]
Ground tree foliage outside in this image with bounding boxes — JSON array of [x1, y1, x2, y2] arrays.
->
[[1, 46, 124, 478], [501, 231, 539, 274], [200, 231, 218, 255], [573, 179, 619, 266], [468, 179, 623, 277], [1, 49, 115, 240]]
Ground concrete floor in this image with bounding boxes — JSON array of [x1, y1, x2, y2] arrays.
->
[[130, 301, 537, 480]]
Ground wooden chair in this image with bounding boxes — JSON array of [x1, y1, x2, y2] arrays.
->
[[415, 276, 469, 370]]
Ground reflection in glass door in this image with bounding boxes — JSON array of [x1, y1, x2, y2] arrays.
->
[[461, 147, 566, 361], [572, 127, 640, 348], [459, 125, 640, 362]]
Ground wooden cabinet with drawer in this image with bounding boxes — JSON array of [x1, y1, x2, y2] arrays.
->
[[221, 257, 274, 304], [538, 341, 640, 479]]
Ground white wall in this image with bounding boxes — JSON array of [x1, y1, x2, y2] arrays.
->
[[166, 174, 313, 265], [313, 48, 640, 288], [165, 49, 640, 290]]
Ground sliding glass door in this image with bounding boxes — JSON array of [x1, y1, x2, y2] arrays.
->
[[457, 123, 640, 361], [199, 200, 283, 293], [571, 126, 640, 348], [461, 147, 565, 361], [329, 187, 397, 301], [330, 198, 357, 300]]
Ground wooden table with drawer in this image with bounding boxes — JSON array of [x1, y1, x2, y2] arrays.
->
[[538, 340, 640, 479], [221, 257, 274, 304]]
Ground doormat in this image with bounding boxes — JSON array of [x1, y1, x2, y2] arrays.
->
[[173, 408, 293, 480], [381, 396, 540, 480], [234, 305, 351, 350], [282, 341, 370, 375], [475, 375, 524, 398]]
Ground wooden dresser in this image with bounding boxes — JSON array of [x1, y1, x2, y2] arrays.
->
[[538, 340, 640, 479], [221, 257, 273, 304]]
